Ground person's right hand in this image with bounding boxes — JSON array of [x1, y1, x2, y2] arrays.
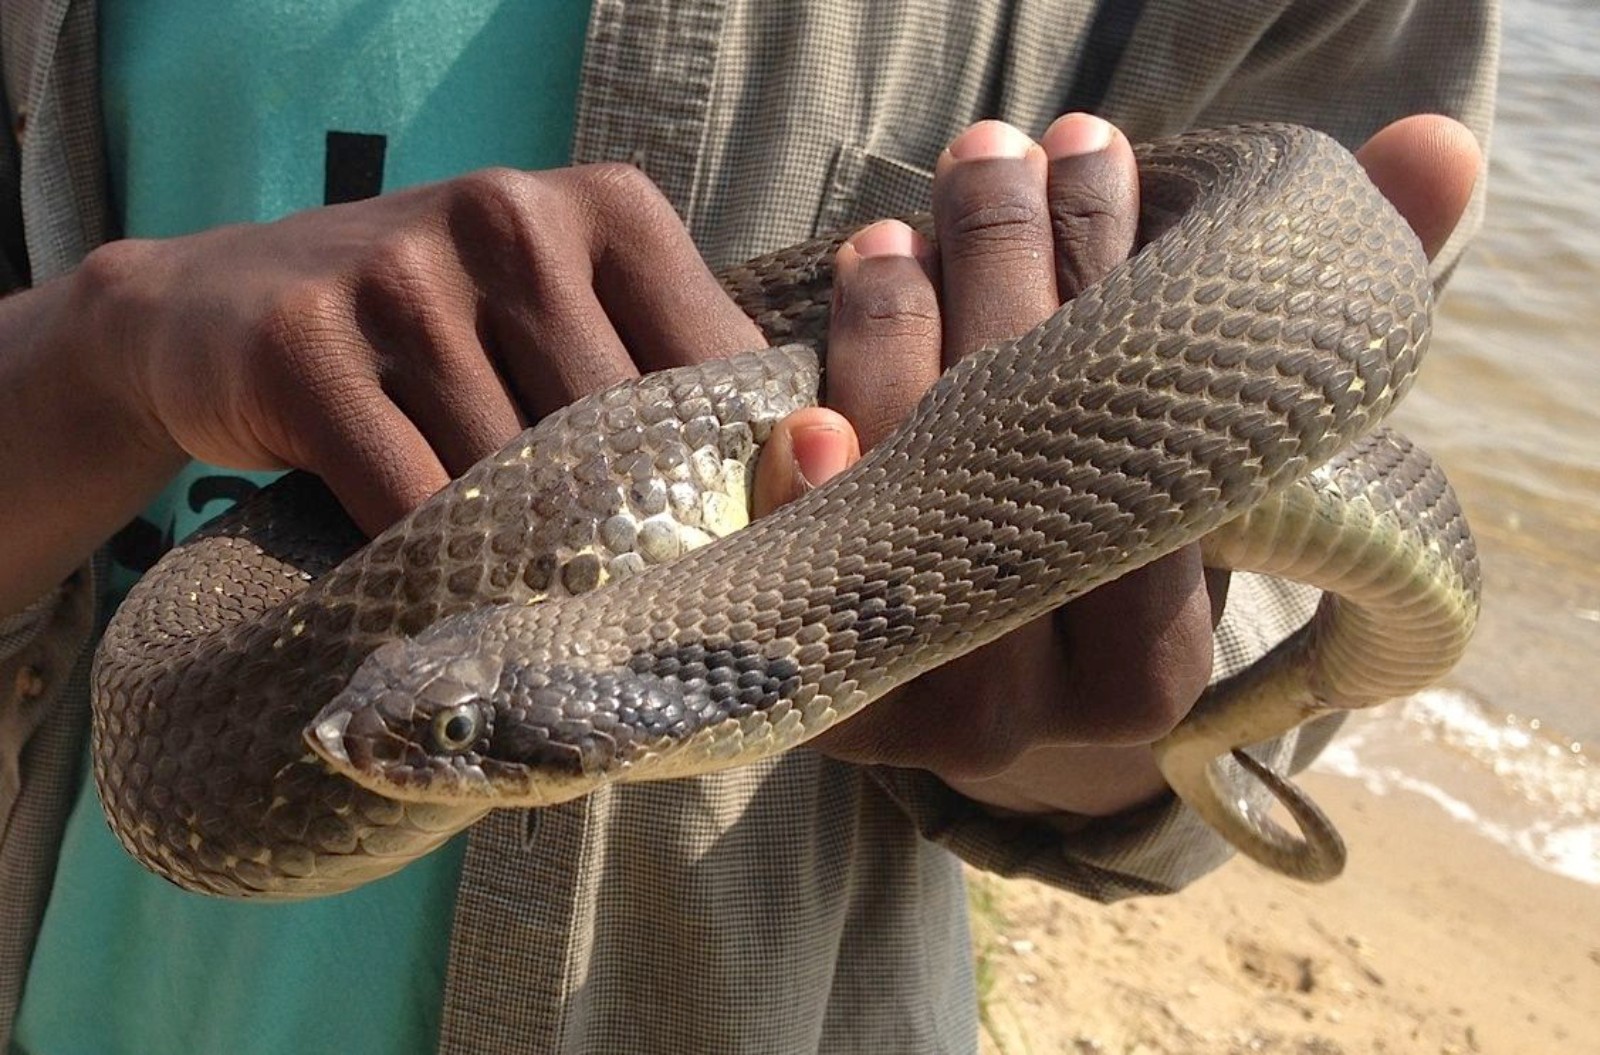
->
[[73, 163, 767, 537]]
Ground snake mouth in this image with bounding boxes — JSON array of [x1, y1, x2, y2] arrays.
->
[[303, 713, 508, 803], [304, 717, 601, 808]]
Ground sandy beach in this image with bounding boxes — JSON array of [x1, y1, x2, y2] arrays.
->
[[970, 770, 1600, 1055]]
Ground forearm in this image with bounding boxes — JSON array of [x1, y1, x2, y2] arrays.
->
[[0, 268, 182, 617]]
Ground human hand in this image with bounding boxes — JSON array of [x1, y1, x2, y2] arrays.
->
[[65, 164, 765, 538], [752, 113, 1481, 817]]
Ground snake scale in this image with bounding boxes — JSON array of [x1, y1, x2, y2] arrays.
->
[[92, 124, 1480, 898]]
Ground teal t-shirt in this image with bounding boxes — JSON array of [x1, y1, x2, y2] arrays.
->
[[13, 3, 590, 1052]]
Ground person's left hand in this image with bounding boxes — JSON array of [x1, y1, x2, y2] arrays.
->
[[751, 112, 1481, 817]]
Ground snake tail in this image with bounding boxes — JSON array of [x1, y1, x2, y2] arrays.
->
[[1153, 427, 1481, 880]]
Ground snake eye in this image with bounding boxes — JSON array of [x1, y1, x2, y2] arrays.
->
[[431, 705, 482, 753]]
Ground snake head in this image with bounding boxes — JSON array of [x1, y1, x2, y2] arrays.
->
[[306, 638, 509, 801], [305, 610, 744, 806]]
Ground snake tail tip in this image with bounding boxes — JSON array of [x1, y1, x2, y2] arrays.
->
[[1229, 748, 1347, 883]]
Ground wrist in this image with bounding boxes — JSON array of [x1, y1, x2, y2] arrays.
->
[[0, 252, 185, 613], [59, 239, 185, 469]]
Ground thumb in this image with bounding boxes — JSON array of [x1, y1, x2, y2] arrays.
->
[[750, 407, 862, 516], [1354, 114, 1481, 262]]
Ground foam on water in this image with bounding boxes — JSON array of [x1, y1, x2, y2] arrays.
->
[[1313, 689, 1598, 886]]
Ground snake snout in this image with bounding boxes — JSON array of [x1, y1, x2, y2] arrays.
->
[[307, 709, 353, 765]]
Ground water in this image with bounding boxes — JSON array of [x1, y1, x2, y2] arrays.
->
[[1319, 0, 1600, 885], [1317, 692, 1596, 884]]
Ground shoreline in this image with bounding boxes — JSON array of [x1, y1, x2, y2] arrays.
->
[[972, 770, 1600, 1054]]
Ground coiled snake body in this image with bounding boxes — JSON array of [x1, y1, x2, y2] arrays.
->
[[93, 125, 1480, 898]]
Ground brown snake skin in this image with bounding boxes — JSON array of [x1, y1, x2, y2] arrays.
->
[[91, 125, 1477, 898]]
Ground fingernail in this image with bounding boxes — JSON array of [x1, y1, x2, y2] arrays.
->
[[849, 219, 921, 258], [791, 423, 851, 488], [1042, 112, 1115, 159], [835, 220, 932, 313], [947, 119, 1037, 161]]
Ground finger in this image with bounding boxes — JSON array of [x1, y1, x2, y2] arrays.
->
[[484, 269, 641, 420], [289, 390, 452, 537], [1040, 112, 1139, 299], [1037, 113, 1219, 744], [441, 169, 647, 418], [821, 220, 943, 452], [932, 120, 1058, 364], [762, 219, 937, 759], [568, 164, 768, 369], [1055, 547, 1216, 743], [351, 279, 527, 477], [816, 133, 1066, 773], [750, 407, 860, 516], [1355, 114, 1481, 262]]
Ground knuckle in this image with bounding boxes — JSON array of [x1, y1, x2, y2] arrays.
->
[[902, 678, 1023, 781], [445, 168, 544, 259], [450, 166, 532, 217], [1049, 199, 1121, 255], [574, 161, 668, 212], [448, 169, 586, 294], [571, 162, 683, 245], [348, 233, 451, 334], [931, 743, 1019, 785], [840, 273, 940, 343], [73, 238, 162, 311], [1064, 660, 1200, 744], [1105, 682, 1194, 743], [356, 233, 450, 317], [943, 189, 1048, 261], [1049, 206, 1130, 290], [249, 283, 357, 388]]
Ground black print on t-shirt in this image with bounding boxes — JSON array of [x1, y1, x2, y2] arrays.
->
[[110, 473, 261, 574], [324, 131, 389, 205], [108, 515, 174, 575], [186, 473, 260, 514]]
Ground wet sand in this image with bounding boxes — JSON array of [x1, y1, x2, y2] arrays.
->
[[971, 771, 1600, 1055]]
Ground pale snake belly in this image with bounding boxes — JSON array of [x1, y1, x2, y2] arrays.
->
[[91, 124, 1481, 898]]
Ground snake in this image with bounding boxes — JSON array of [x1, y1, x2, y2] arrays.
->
[[91, 124, 1481, 899]]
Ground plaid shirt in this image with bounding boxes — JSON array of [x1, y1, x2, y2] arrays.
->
[[0, 1, 1496, 1051]]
